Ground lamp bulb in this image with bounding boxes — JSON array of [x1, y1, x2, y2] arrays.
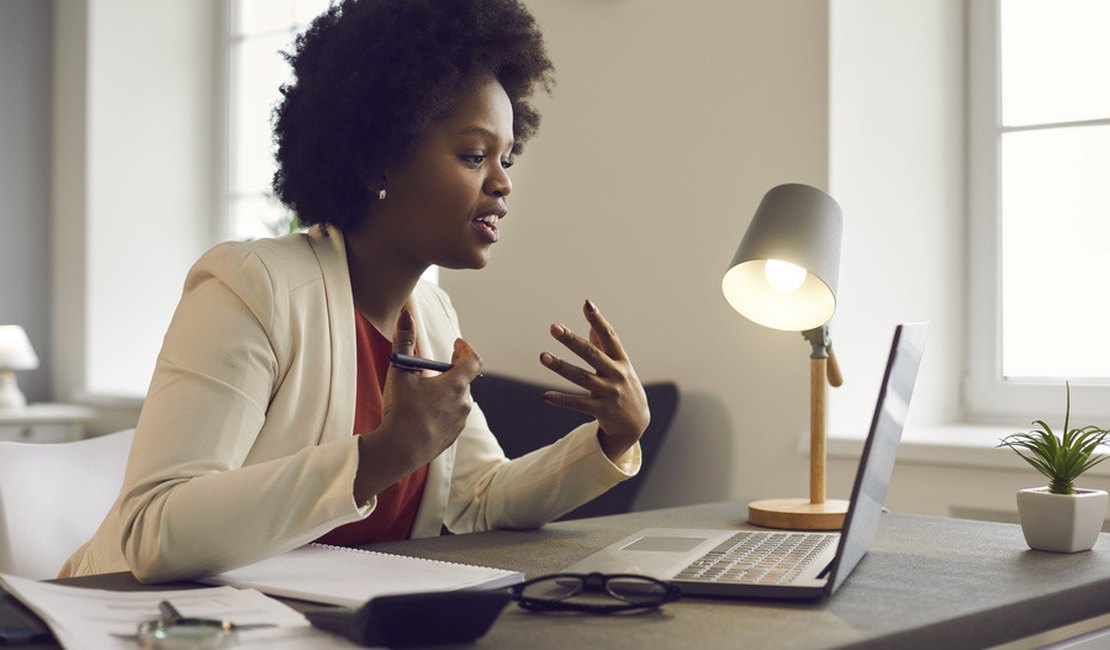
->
[[764, 259, 807, 292]]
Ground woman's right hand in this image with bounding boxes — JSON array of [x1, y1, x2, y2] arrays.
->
[[354, 309, 481, 503], [382, 308, 482, 462]]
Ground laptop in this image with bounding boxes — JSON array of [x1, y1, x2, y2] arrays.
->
[[561, 322, 929, 600]]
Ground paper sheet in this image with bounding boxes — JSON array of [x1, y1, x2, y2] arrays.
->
[[0, 573, 368, 649]]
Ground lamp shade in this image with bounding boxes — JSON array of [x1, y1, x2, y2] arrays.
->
[[722, 183, 843, 331], [0, 326, 39, 370]]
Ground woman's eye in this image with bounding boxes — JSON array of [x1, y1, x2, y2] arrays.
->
[[460, 154, 485, 167], [501, 158, 515, 169]]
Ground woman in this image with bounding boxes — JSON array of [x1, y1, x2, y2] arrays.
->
[[62, 0, 650, 582]]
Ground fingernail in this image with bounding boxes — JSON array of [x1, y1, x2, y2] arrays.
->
[[551, 323, 565, 337], [398, 309, 413, 331], [585, 299, 597, 313], [542, 392, 555, 403], [540, 352, 554, 365]]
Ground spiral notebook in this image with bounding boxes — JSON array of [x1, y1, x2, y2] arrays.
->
[[201, 543, 523, 607]]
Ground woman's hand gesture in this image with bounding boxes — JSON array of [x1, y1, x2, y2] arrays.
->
[[539, 300, 650, 461]]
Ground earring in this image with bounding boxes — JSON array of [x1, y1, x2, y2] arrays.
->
[[378, 188, 387, 201]]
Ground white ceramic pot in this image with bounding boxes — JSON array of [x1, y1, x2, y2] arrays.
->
[[1016, 487, 1108, 553]]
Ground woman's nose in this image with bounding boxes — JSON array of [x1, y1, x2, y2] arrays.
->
[[486, 165, 512, 198]]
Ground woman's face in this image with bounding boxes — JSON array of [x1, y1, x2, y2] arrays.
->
[[373, 76, 516, 271]]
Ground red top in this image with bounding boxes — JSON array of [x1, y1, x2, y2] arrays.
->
[[315, 310, 429, 546]]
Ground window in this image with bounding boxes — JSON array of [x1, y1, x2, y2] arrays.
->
[[226, 0, 328, 240], [967, 0, 1110, 420]]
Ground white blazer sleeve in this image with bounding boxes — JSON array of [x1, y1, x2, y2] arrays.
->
[[445, 407, 641, 532], [117, 243, 369, 583], [418, 287, 642, 533]]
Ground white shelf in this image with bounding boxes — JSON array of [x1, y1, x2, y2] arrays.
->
[[0, 403, 98, 443], [821, 423, 1110, 478]]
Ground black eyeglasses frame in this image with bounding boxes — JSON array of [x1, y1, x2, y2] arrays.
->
[[510, 572, 682, 614]]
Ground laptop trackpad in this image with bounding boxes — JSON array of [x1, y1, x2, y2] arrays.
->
[[622, 536, 707, 553]]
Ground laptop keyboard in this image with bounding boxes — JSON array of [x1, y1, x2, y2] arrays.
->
[[674, 532, 837, 584]]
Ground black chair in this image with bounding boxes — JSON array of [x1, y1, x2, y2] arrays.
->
[[469, 373, 679, 521]]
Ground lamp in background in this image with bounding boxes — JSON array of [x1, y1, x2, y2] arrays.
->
[[0, 326, 40, 410], [722, 183, 847, 530]]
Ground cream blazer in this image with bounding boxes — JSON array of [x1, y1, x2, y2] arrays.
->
[[61, 227, 639, 582]]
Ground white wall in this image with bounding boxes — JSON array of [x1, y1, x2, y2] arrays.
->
[[442, 0, 831, 509], [827, 0, 965, 437], [55, 0, 219, 403]]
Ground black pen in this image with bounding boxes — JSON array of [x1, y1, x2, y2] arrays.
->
[[159, 600, 183, 621], [389, 353, 453, 373]]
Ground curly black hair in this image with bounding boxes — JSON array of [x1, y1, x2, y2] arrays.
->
[[272, 0, 555, 230]]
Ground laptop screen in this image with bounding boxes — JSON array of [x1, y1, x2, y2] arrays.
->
[[826, 322, 929, 594]]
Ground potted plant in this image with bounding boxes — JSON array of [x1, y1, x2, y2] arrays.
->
[[998, 383, 1110, 553]]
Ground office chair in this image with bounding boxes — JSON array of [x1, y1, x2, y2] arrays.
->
[[470, 373, 679, 520], [0, 429, 134, 579]]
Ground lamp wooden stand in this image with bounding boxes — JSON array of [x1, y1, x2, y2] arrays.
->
[[748, 325, 848, 530]]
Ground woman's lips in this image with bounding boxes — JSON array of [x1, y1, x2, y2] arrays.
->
[[472, 218, 500, 243], [472, 208, 504, 244]]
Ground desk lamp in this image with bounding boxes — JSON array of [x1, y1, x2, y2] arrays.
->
[[0, 325, 39, 410], [722, 183, 846, 530]]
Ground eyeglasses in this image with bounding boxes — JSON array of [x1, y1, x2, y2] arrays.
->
[[112, 600, 276, 648], [510, 573, 681, 614]]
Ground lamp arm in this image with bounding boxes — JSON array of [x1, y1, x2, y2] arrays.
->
[[827, 345, 843, 387]]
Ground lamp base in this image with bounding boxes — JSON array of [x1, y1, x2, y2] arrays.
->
[[0, 370, 28, 410], [747, 498, 850, 531]]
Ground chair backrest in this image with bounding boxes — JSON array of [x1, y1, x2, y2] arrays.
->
[[469, 374, 679, 520], [0, 429, 134, 579]]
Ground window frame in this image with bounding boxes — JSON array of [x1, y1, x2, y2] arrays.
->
[[224, 2, 300, 243], [965, 0, 1110, 423]]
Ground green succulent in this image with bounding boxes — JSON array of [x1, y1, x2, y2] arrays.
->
[[998, 383, 1110, 495]]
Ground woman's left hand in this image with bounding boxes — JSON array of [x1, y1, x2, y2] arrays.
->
[[540, 299, 650, 462]]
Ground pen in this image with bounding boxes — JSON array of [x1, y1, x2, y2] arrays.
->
[[159, 600, 183, 621], [389, 353, 454, 373]]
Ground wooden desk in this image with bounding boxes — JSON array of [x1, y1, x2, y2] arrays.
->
[[15, 502, 1110, 649]]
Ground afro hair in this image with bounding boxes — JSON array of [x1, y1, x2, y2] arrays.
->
[[272, 0, 555, 230]]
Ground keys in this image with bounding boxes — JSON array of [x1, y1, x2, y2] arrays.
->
[[674, 532, 836, 584]]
